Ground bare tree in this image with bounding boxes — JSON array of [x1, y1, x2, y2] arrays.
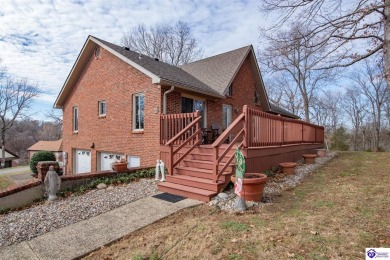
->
[[260, 23, 336, 122], [121, 21, 203, 65], [343, 88, 368, 150], [260, 0, 390, 89], [351, 57, 388, 151], [264, 75, 304, 117], [0, 74, 39, 168]]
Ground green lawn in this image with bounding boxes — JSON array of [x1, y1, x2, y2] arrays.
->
[[84, 152, 390, 260]]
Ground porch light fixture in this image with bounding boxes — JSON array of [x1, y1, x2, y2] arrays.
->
[[90, 142, 95, 149]]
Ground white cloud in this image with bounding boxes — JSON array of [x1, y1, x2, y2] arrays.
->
[[0, 0, 268, 120]]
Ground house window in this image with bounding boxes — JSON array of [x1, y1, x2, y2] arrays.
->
[[127, 155, 140, 168], [222, 104, 232, 129], [98, 100, 106, 116], [133, 93, 144, 130], [73, 107, 78, 132], [227, 84, 233, 97]]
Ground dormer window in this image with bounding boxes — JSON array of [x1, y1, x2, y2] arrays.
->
[[227, 85, 233, 97]]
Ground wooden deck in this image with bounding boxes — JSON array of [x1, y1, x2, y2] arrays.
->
[[158, 106, 325, 202]]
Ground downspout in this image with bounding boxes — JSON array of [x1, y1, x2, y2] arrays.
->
[[163, 86, 175, 114]]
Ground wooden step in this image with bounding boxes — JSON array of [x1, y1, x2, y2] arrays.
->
[[182, 159, 235, 171], [188, 152, 236, 163], [158, 182, 216, 202], [174, 166, 231, 180], [167, 174, 224, 192]]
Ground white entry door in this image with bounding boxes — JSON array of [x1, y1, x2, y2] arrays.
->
[[74, 150, 91, 174], [99, 152, 124, 171]]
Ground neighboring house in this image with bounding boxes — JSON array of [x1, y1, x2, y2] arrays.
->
[[0, 148, 19, 168], [27, 140, 63, 162], [54, 35, 301, 175]]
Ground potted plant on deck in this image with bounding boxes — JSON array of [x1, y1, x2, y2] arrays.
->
[[111, 158, 128, 173]]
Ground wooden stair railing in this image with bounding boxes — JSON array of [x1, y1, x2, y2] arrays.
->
[[211, 106, 248, 183], [165, 111, 202, 175]]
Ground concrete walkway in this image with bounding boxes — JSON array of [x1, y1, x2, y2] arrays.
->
[[0, 194, 203, 260]]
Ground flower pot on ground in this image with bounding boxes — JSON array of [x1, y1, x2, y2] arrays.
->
[[303, 154, 317, 164], [231, 173, 268, 202], [279, 162, 297, 175], [316, 149, 326, 158], [112, 159, 128, 173]]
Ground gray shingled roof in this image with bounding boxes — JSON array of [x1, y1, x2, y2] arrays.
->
[[94, 37, 222, 97], [268, 103, 300, 119], [180, 46, 251, 96]]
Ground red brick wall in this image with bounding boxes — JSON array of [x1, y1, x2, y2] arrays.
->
[[62, 47, 161, 174], [164, 90, 182, 114]]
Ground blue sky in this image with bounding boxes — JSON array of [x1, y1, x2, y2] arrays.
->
[[0, 0, 271, 120]]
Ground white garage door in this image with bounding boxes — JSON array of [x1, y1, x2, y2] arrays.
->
[[74, 150, 91, 174], [99, 152, 124, 171]]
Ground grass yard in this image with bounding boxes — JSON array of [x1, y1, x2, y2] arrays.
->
[[0, 175, 13, 190], [84, 152, 390, 259]]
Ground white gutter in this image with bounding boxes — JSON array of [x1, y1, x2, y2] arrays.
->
[[163, 86, 175, 114]]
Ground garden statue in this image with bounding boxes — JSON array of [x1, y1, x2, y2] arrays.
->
[[155, 160, 166, 182], [44, 166, 61, 201], [160, 160, 165, 182], [155, 160, 160, 181]]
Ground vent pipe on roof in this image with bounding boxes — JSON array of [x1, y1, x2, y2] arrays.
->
[[124, 47, 130, 51], [163, 86, 175, 114], [155, 58, 159, 61]]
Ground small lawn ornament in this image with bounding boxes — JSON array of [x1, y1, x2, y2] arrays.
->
[[160, 160, 166, 182], [155, 160, 166, 182], [155, 160, 160, 181], [233, 147, 246, 212], [44, 166, 61, 202]]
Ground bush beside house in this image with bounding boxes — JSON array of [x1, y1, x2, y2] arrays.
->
[[29, 151, 56, 174]]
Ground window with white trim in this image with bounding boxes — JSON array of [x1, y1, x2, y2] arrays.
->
[[73, 107, 78, 132], [222, 104, 232, 129], [133, 93, 144, 130], [127, 155, 140, 168], [98, 100, 106, 116]]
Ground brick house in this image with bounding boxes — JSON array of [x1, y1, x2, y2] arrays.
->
[[54, 35, 301, 176]]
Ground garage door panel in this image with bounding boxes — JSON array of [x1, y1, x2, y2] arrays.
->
[[75, 150, 91, 174], [100, 152, 124, 171]]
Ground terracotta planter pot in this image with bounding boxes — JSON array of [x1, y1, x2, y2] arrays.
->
[[231, 173, 268, 202], [112, 162, 128, 172], [303, 154, 317, 164], [279, 162, 297, 175], [316, 149, 326, 158]]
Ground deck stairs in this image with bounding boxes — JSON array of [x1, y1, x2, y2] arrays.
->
[[158, 145, 236, 202]]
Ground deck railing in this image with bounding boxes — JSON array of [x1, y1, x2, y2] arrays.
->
[[160, 111, 200, 145], [160, 106, 324, 180], [161, 111, 202, 175], [247, 108, 324, 147], [211, 105, 324, 182]]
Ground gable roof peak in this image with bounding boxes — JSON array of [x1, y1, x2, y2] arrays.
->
[[179, 45, 253, 96]]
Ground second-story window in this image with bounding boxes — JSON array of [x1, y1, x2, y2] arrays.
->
[[227, 84, 233, 97], [98, 100, 106, 116]]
